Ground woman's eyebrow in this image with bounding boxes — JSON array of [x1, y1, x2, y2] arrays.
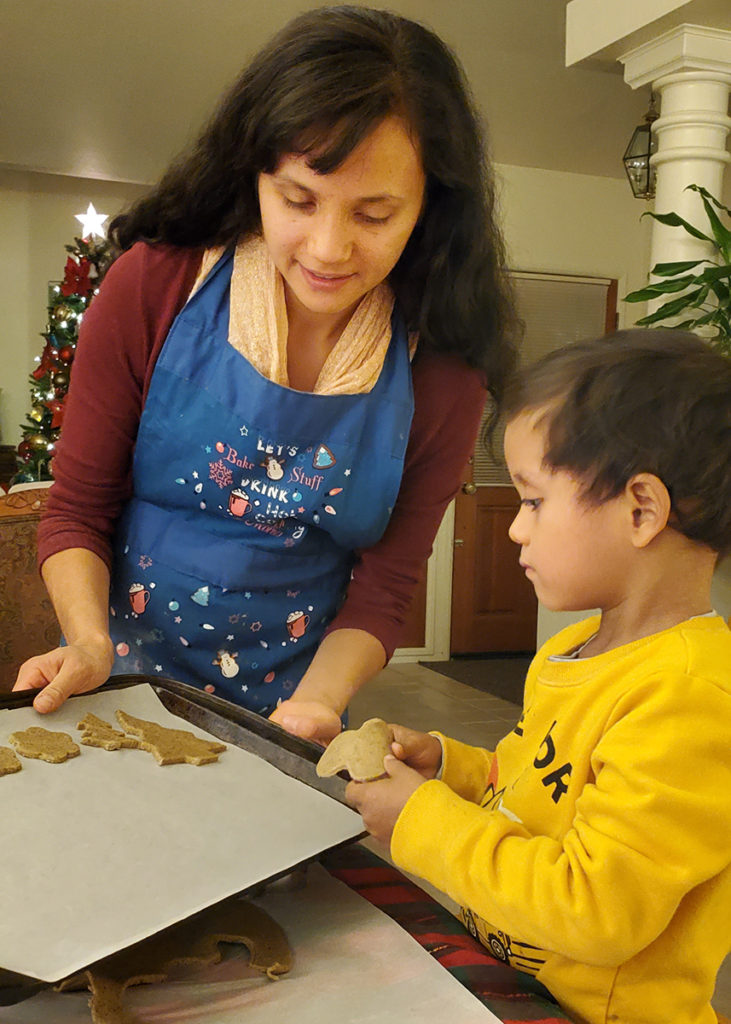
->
[[273, 175, 313, 193], [273, 174, 402, 204]]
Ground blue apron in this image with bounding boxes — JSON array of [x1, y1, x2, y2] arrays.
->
[[108, 247, 414, 713]]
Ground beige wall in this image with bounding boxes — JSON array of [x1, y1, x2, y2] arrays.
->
[[0, 163, 652, 447], [496, 162, 652, 304]]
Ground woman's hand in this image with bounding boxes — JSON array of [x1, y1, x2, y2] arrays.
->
[[16, 548, 114, 713], [346, 755, 426, 846], [274, 629, 386, 745], [13, 636, 114, 713], [269, 699, 343, 746], [389, 724, 443, 779]]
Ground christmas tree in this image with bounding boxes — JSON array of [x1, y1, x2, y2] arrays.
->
[[14, 205, 114, 484]]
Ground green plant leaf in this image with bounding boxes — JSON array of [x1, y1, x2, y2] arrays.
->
[[686, 184, 731, 221], [695, 192, 731, 262], [624, 276, 702, 302], [715, 308, 731, 335], [634, 288, 705, 325], [642, 210, 714, 244], [698, 265, 731, 284], [691, 309, 723, 327], [649, 260, 707, 277], [671, 319, 702, 330], [625, 185, 731, 355], [710, 281, 730, 307]]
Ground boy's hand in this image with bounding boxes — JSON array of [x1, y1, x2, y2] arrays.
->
[[345, 755, 426, 846], [390, 725, 443, 779]]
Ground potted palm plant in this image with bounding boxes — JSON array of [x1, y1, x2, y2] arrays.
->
[[624, 184, 731, 357]]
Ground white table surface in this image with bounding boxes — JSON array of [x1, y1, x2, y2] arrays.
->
[[3, 864, 502, 1023]]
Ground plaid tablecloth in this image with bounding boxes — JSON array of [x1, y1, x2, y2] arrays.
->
[[323, 843, 574, 1024]]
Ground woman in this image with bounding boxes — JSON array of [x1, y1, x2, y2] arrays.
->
[[15, 6, 518, 743]]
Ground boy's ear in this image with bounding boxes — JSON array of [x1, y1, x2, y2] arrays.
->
[[624, 473, 671, 548]]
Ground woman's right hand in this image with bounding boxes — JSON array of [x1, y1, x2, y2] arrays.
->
[[13, 635, 114, 714], [389, 724, 443, 780]]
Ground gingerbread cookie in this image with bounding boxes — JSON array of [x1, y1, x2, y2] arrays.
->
[[57, 898, 292, 1024], [0, 746, 22, 776], [77, 713, 140, 751], [316, 717, 394, 782], [9, 727, 80, 764], [115, 710, 226, 766]]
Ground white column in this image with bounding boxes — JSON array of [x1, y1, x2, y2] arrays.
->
[[620, 26, 731, 268]]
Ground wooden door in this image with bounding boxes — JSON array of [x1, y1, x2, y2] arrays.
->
[[448, 272, 618, 655], [451, 468, 537, 653]]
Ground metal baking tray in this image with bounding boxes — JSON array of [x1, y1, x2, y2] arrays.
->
[[0, 675, 360, 1006]]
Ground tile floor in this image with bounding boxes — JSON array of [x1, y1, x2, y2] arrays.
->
[[349, 660, 731, 1019]]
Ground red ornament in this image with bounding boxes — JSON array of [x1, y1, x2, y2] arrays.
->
[[58, 345, 75, 363], [44, 397, 67, 429], [17, 440, 33, 463], [32, 340, 60, 380]]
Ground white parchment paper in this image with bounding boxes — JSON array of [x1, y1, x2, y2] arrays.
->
[[0, 684, 362, 982], [3, 865, 503, 1023]]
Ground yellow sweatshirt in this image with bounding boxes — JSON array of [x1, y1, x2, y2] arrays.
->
[[391, 615, 731, 1024]]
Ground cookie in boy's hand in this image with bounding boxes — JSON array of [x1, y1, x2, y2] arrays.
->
[[316, 718, 394, 782], [9, 727, 80, 764]]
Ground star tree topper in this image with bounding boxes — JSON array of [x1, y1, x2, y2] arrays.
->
[[75, 202, 108, 239]]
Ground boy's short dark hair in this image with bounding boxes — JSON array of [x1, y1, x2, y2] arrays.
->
[[503, 329, 731, 554]]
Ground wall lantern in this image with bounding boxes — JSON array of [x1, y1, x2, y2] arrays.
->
[[623, 94, 658, 199]]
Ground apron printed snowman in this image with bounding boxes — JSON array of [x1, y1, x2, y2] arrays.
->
[[213, 649, 240, 678], [108, 248, 414, 712]]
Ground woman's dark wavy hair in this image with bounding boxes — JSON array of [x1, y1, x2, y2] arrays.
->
[[503, 329, 731, 553], [108, 5, 518, 412]]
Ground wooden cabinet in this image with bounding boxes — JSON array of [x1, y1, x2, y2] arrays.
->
[[0, 445, 17, 491], [0, 490, 60, 691]]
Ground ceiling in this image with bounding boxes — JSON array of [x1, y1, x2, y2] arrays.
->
[[1, 0, 660, 186]]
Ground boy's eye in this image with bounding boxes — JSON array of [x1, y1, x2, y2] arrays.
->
[[521, 498, 542, 511]]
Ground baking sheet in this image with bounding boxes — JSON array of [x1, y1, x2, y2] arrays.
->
[[2, 864, 503, 1023], [0, 684, 362, 983]]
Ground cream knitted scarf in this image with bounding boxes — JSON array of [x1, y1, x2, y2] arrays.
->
[[191, 235, 398, 395]]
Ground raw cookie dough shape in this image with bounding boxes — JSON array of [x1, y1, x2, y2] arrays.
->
[[115, 710, 227, 765], [56, 898, 293, 1024], [77, 713, 141, 750], [316, 717, 394, 782], [9, 727, 80, 764], [0, 746, 22, 776]]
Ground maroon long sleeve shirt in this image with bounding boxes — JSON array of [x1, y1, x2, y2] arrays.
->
[[38, 242, 487, 659]]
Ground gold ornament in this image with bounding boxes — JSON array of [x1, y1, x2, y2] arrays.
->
[[26, 433, 50, 451], [30, 404, 45, 423], [52, 370, 70, 390], [51, 303, 74, 324]]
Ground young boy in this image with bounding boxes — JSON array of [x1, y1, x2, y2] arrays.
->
[[346, 330, 731, 1024]]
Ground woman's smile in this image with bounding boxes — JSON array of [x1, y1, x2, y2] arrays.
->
[[298, 264, 356, 290]]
